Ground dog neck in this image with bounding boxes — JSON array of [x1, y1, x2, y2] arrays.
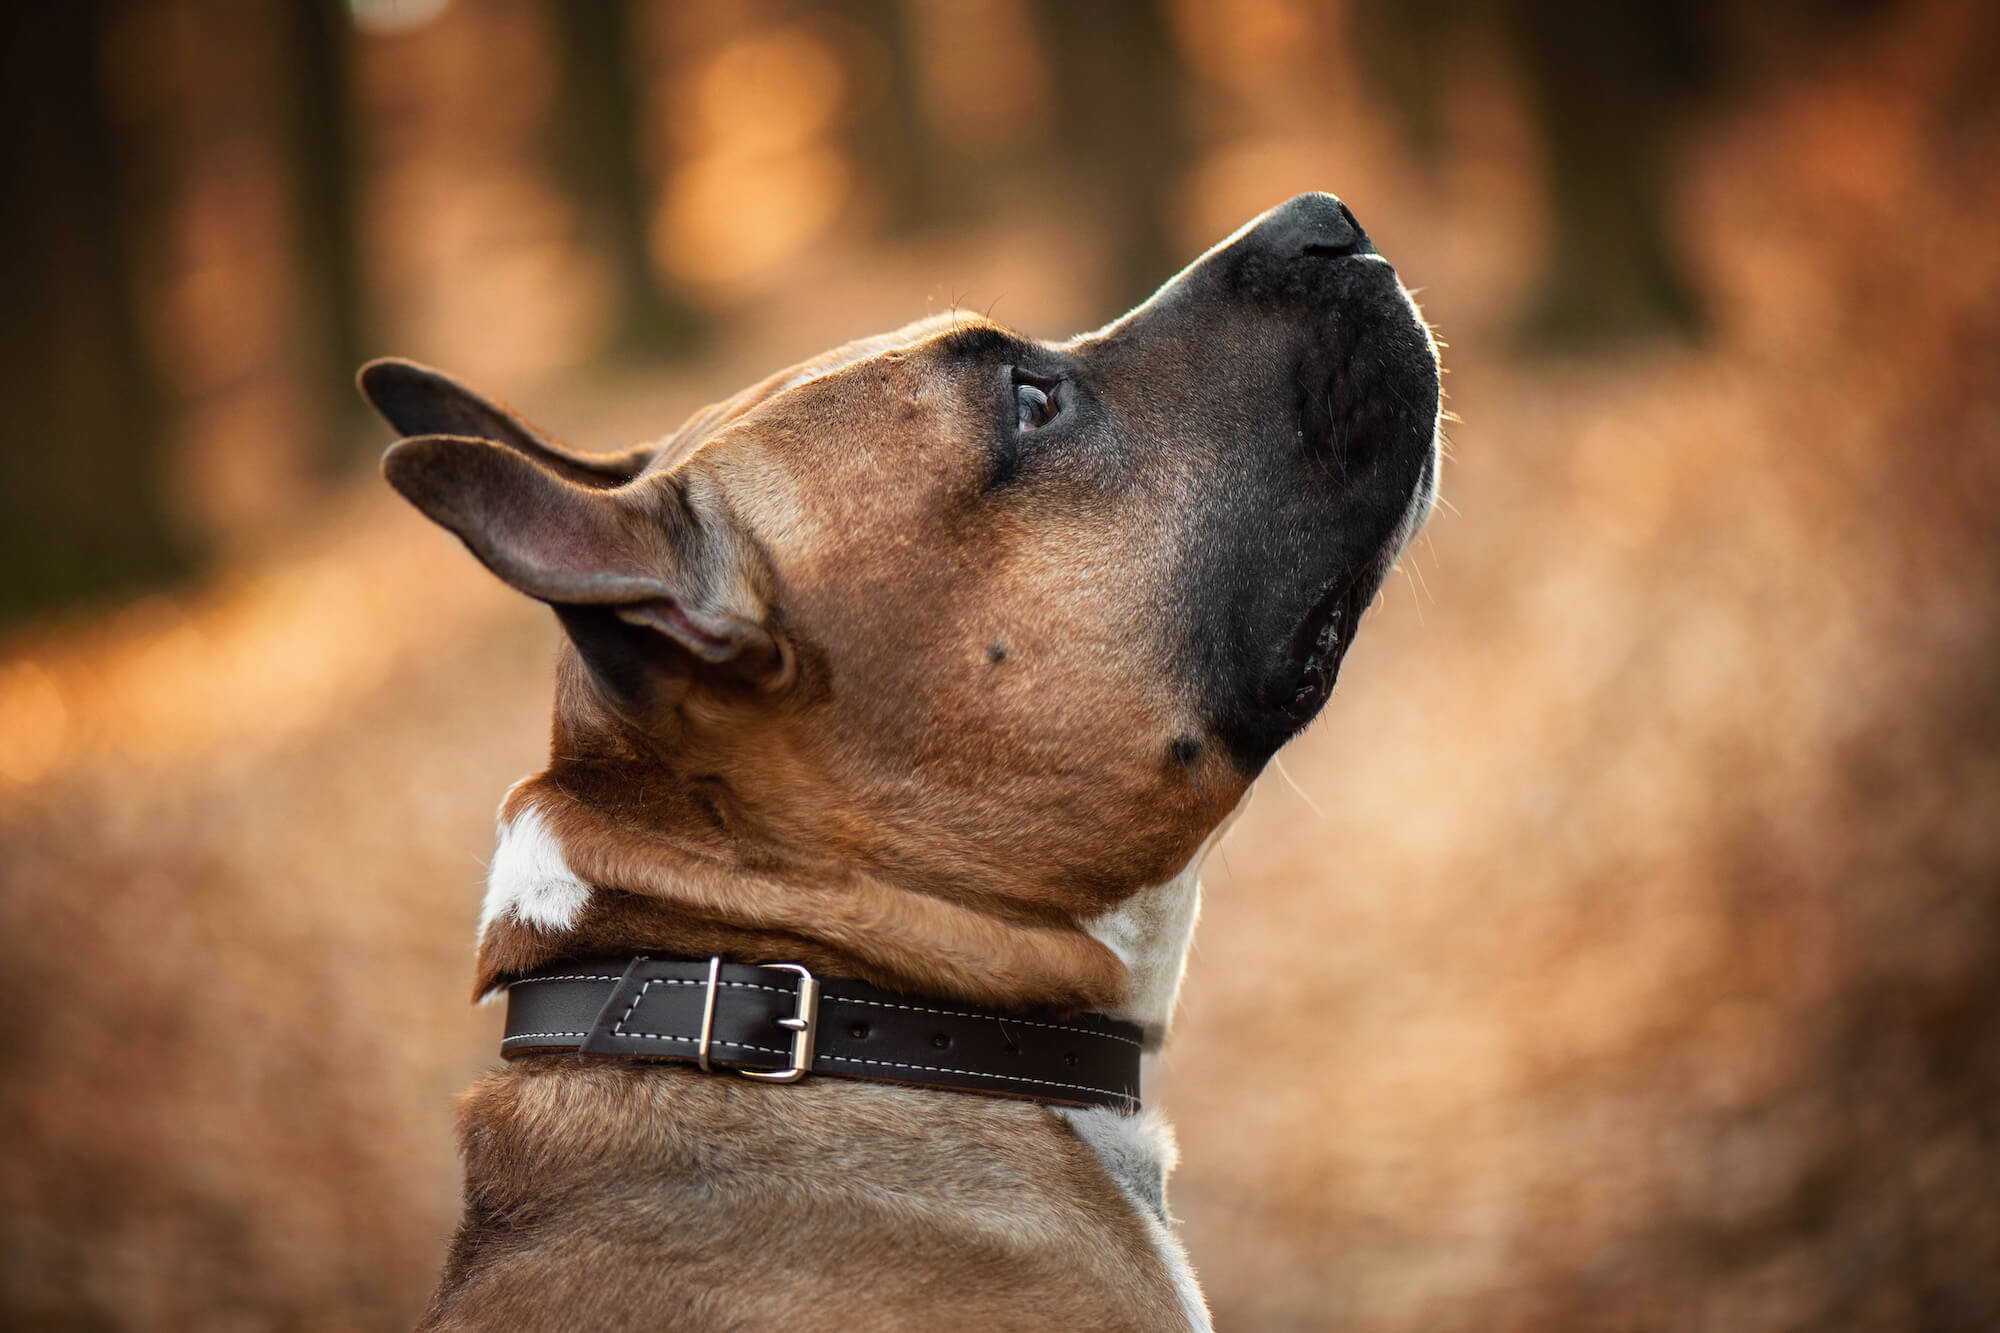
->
[[1074, 801, 1244, 1039], [471, 770, 1241, 1042]]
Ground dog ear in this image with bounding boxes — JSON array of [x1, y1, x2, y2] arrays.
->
[[358, 358, 653, 487], [382, 435, 784, 700]]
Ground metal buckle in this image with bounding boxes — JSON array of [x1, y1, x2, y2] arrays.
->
[[695, 957, 820, 1084]]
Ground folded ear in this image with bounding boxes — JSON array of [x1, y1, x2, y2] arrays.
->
[[358, 358, 653, 487], [383, 435, 783, 697]]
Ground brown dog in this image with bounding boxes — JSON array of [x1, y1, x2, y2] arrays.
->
[[365, 193, 1438, 1331]]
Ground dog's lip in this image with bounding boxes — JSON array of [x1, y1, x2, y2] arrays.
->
[[1266, 573, 1364, 726], [1258, 358, 1377, 727], [1264, 502, 1417, 729]]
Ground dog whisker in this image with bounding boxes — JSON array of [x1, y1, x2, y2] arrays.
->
[[1271, 754, 1327, 821], [1405, 549, 1437, 608], [1396, 561, 1427, 622]]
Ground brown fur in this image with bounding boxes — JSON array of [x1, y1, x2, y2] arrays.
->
[[373, 195, 1439, 1331], [422, 1066, 1183, 1332], [458, 314, 1246, 1008], [386, 315, 1237, 1330]]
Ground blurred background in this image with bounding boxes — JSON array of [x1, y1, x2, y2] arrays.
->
[[2, 0, 1997, 1328]]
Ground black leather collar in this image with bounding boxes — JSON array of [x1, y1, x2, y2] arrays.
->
[[502, 956, 1143, 1112]]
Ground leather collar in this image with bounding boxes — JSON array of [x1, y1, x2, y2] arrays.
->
[[502, 955, 1143, 1112]]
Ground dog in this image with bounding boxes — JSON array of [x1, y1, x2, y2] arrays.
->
[[363, 192, 1439, 1332]]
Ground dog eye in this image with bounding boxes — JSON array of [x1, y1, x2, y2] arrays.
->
[[1016, 382, 1058, 432]]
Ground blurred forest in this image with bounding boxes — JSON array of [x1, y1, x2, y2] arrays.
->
[[2, 1, 1998, 1329]]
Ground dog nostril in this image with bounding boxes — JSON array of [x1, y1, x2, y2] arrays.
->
[[849, 1023, 870, 1039], [932, 1033, 952, 1050]]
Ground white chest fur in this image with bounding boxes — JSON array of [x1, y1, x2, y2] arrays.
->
[[1065, 801, 1248, 1331], [1055, 1105, 1212, 1332], [1080, 803, 1245, 1044]]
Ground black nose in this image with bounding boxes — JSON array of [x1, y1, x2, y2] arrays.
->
[[1257, 192, 1374, 260]]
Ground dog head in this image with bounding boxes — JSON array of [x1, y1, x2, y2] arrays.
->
[[367, 193, 1439, 1016]]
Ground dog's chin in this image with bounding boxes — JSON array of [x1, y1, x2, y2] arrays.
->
[[1256, 293, 1438, 743]]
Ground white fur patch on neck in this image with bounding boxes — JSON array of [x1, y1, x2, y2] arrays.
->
[[1083, 860, 1204, 1044], [481, 805, 592, 936], [1081, 802, 1246, 1044]]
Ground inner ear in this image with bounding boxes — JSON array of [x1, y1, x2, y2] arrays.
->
[[358, 357, 653, 487], [381, 435, 785, 700]]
